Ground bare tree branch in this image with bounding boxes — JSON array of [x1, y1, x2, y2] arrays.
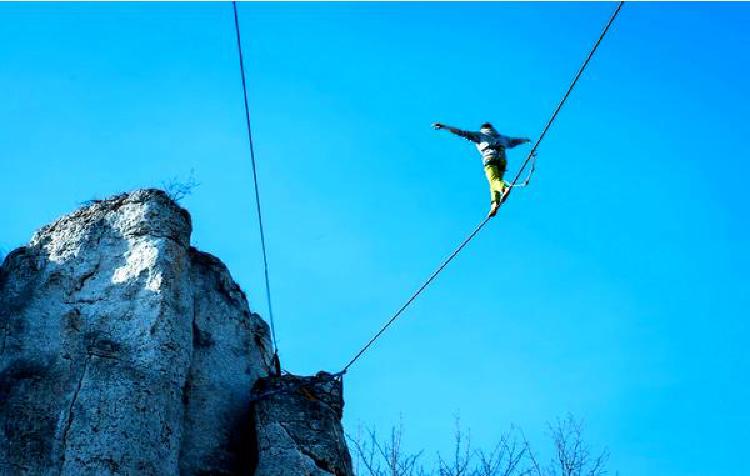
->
[[347, 418, 425, 476], [437, 416, 472, 476], [162, 168, 199, 203], [348, 415, 611, 476], [546, 414, 609, 476]]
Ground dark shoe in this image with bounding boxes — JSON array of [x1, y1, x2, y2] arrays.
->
[[488, 202, 499, 217]]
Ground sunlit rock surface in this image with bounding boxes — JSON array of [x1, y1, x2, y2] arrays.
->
[[0, 190, 276, 475]]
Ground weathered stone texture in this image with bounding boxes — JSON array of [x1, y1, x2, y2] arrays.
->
[[252, 372, 354, 476], [0, 190, 273, 475]]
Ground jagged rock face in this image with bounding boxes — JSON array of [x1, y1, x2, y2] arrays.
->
[[0, 190, 274, 475], [252, 372, 353, 476]]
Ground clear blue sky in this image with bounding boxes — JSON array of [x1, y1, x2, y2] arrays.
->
[[1, 2, 748, 474]]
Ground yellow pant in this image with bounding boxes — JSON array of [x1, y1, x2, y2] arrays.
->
[[484, 162, 507, 205]]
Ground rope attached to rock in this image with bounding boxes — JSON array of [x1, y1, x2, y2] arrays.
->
[[339, 1, 625, 375], [232, 2, 279, 357]]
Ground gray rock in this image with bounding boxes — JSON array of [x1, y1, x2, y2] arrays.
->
[[252, 372, 353, 476], [0, 190, 277, 475]]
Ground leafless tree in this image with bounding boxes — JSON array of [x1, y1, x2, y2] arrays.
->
[[525, 414, 609, 476], [162, 169, 199, 203], [348, 418, 426, 476], [349, 415, 611, 476], [437, 417, 472, 476], [474, 425, 532, 476]]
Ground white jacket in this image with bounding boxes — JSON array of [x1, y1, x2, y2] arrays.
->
[[443, 126, 527, 165]]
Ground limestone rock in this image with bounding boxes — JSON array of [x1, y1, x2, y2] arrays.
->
[[0, 190, 274, 475], [252, 372, 354, 476]]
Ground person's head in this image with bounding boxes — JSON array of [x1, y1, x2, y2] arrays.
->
[[480, 122, 497, 135]]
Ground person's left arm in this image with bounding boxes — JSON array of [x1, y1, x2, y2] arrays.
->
[[504, 136, 532, 149]]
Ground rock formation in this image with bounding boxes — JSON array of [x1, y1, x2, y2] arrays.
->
[[253, 372, 353, 476], [0, 189, 353, 475]]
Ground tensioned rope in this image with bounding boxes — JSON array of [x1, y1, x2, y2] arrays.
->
[[232, 1, 279, 356], [339, 1, 625, 375], [505, 0, 625, 197], [340, 215, 493, 375]]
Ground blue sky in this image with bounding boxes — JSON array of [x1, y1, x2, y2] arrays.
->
[[1, 2, 748, 474]]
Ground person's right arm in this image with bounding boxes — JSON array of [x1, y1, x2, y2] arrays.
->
[[433, 123, 480, 143]]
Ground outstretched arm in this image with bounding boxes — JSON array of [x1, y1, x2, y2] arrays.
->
[[433, 123, 480, 143], [505, 136, 532, 149]]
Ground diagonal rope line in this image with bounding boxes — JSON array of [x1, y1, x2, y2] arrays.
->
[[341, 215, 493, 374], [505, 1, 625, 199], [232, 1, 278, 355], [339, 1, 624, 375]]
